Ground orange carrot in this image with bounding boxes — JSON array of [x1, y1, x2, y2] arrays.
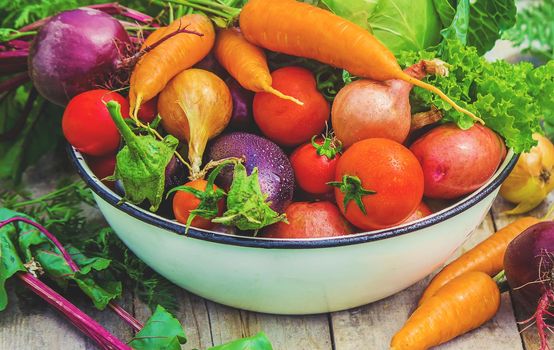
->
[[129, 14, 215, 118], [391, 271, 500, 350], [214, 28, 302, 105], [238, 0, 482, 123], [418, 216, 540, 306]]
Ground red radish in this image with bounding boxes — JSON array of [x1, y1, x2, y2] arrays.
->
[[504, 221, 554, 349], [410, 123, 506, 199], [263, 201, 353, 238], [253, 66, 329, 147], [331, 61, 435, 148], [400, 202, 432, 224], [62, 90, 129, 156], [290, 135, 342, 195]]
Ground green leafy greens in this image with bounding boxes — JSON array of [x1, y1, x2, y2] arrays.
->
[[130, 305, 187, 350], [504, 0, 554, 61], [397, 39, 547, 153]]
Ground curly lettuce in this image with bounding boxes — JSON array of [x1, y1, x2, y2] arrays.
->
[[398, 39, 545, 153]]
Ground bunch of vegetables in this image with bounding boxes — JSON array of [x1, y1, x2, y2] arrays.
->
[[42, 0, 548, 238], [3, 0, 554, 348]]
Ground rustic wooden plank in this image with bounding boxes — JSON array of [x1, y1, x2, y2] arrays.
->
[[133, 288, 214, 350], [330, 214, 524, 349], [206, 301, 333, 350], [490, 194, 554, 350]]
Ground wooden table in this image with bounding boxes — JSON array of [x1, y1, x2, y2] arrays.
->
[[0, 160, 549, 350]]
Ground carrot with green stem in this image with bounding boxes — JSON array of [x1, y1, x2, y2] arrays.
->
[[172, 0, 483, 124], [391, 271, 501, 350], [214, 28, 303, 105], [129, 14, 215, 119], [418, 216, 540, 306]]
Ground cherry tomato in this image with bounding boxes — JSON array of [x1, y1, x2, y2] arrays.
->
[[62, 90, 129, 156], [172, 179, 225, 230], [400, 201, 432, 224], [253, 66, 329, 147], [263, 201, 353, 238], [290, 136, 341, 194], [86, 153, 116, 189], [332, 138, 424, 231], [136, 96, 158, 123]]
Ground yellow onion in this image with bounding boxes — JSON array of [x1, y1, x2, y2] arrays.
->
[[500, 133, 554, 214], [158, 68, 232, 178]]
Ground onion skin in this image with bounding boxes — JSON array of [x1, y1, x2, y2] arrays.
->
[[29, 8, 131, 106], [500, 133, 554, 214], [158, 68, 232, 176], [206, 132, 294, 213], [504, 221, 554, 314]]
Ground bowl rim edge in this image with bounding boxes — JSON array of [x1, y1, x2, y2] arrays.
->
[[68, 145, 519, 249]]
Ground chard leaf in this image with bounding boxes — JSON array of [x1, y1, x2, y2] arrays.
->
[[0, 218, 26, 311], [207, 332, 273, 350], [129, 305, 187, 350], [212, 163, 287, 232], [107, 101, 178, 212]]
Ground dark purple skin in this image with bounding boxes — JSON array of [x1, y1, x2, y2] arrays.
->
[[504, 221, 554, 314], [193, 52, 226, 77], [225, 76, 255, 131], [206, 132, 294, 213], [28, 8, 131, 106]]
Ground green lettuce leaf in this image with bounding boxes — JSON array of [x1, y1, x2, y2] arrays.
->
[[207, 332, 273, 350], [439, 0, 469, 44], [129, 305, 187, 350], [397, 39, 543, 152], [467, 0, 517, 55]]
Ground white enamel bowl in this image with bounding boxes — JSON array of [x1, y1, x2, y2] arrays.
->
[[69, 147, 518, 315]]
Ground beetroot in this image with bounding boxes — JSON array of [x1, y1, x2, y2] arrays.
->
[[410, 123, 506, 199], [206, 132, 294, 213], [28, 8, 131, 106], [504, 221, 554, 349]]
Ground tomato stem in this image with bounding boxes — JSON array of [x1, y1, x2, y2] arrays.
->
[[311, 132, 342, 160], [328, 175, 376, 214]]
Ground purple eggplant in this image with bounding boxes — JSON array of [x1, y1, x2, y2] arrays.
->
[[207, 132, 294, 213], [225, 76, 255, 131]]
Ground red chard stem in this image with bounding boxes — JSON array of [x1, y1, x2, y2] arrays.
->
[[109, 302, 143, 332], [17, 272, 132, 350], [0, 73, 29, 94], [88, 3, 157, 25]]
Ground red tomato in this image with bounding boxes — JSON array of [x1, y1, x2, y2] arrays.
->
[[62, 90, 129, 156], [332, 138, 424, 231], [263, 201, 353, 238], [136, 96, 158, 123], [253, 66, 329, 147], [86, 153, 116, 189], [400, 201, 432, 224], [173, 179, 225, 230], [290, 137, 341, 194]]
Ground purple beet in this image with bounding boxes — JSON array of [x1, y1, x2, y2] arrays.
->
[[28, 8, 131, 106], [225, 76, 255, 131], [504, 221, 554, 347], [207, 132, 294, 213], [193, 52, 226, 77]]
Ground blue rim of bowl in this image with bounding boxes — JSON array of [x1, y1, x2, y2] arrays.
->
[[68, 145, 518, 249]]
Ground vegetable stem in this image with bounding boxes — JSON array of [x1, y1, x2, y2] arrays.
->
[[17, 272, 132, 350], [106, 101, 139, 147], [109, 302, 144, 332]]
